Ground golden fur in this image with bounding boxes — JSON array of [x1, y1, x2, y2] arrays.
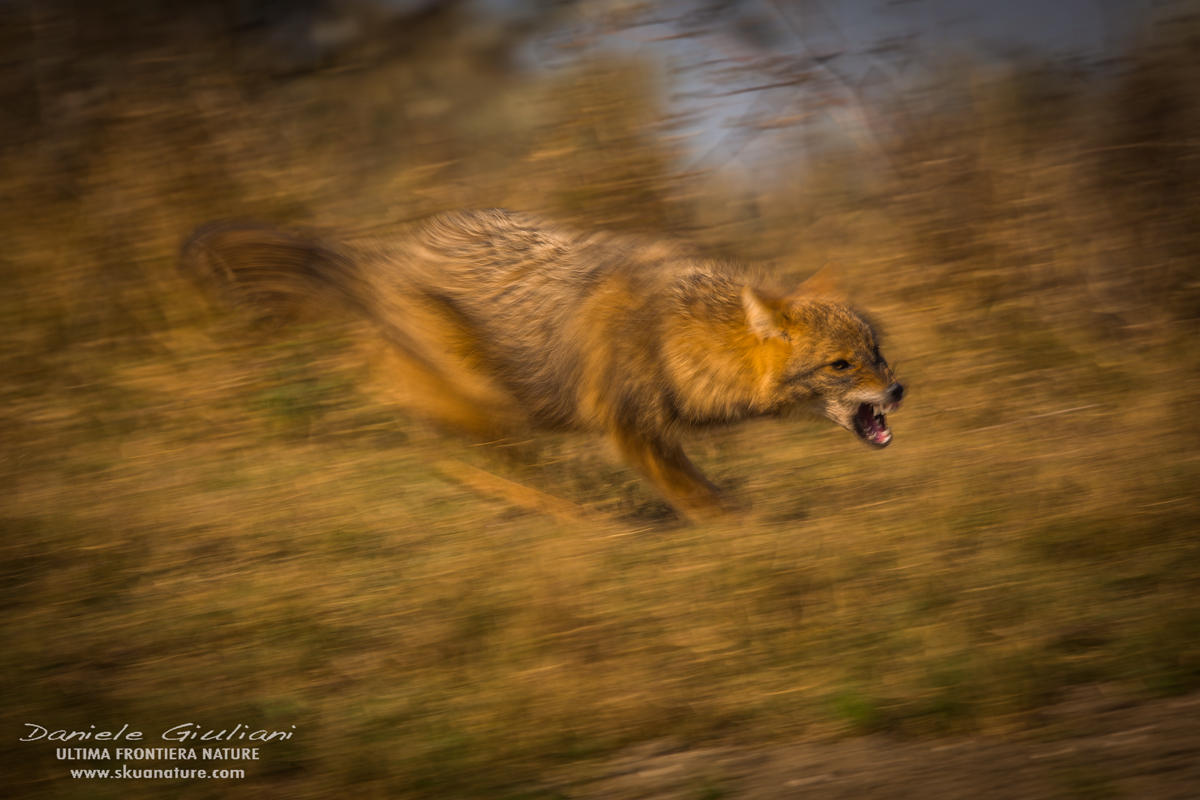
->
[[181, 209, 904, 518]]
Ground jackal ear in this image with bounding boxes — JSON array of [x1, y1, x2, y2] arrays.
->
[[788, 263, 844, 302], [742, 286, 789, 342]]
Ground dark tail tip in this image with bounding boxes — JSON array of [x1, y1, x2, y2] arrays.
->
[[179, 220, 353, 323]]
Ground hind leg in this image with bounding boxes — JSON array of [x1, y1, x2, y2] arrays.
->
[[371, 342, 524, 440], [361, 295, 527, 441]]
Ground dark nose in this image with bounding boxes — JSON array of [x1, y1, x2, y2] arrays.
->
[[887, 382, 904, 403]]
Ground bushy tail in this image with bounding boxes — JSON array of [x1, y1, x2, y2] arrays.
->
[[179, 221, 367, 323]]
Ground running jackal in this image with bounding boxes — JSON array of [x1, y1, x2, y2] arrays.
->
[[182, 209, 903, 518]]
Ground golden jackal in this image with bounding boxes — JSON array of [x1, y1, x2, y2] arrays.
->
[[181, 209, 903, 518]]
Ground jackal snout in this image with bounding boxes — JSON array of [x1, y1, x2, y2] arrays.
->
[[849, 377, 903, 449]]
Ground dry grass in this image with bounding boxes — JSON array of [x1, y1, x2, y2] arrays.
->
[[3, 4, 1199, 798]]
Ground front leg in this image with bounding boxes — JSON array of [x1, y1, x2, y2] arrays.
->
[[610, 426, 728, 521]]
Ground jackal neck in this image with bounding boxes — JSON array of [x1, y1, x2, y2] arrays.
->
[[662, 274, 790, 424]]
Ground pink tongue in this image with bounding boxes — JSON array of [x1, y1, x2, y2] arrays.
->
[[857, 404, 890, 442]]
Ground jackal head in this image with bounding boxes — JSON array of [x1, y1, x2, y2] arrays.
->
[[742, 276, 904, 448]]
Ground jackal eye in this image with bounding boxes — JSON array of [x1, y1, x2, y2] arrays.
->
[[830, 359, 852, 371]]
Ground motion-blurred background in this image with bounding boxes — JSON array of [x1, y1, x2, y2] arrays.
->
[[3, 1, 1198, 797]]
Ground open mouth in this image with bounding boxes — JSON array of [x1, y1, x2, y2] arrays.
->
[[853, 403, 892, 447]]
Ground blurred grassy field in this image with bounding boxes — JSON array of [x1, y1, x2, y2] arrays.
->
[[3, 3, 1199, 798]]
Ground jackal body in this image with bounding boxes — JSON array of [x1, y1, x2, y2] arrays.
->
[[182, 209, 903, 517]]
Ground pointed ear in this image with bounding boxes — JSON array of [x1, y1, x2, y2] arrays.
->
[[742, 286, 789, 342], [788, 263, 844, 303]]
